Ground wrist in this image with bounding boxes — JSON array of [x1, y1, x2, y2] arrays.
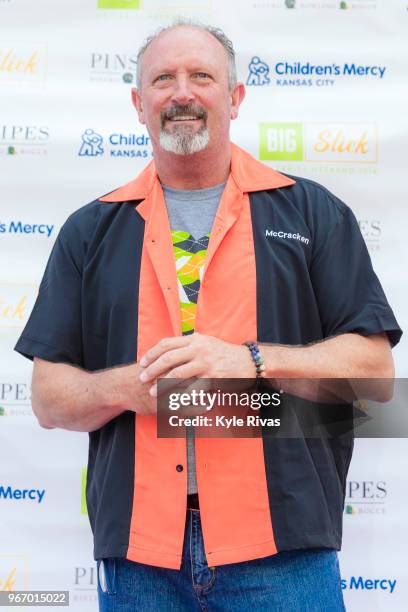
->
[[95, 363, 142, 412], [243, 341, 266, 380], [261, 343, 303, 379], [238, 344, 258, 378]]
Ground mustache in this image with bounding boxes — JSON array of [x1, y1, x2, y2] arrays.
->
[[161, 104, 208, 123]]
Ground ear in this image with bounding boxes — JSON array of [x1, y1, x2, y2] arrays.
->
[[230, 83, 246, 121], [131, 88, 145, 125]]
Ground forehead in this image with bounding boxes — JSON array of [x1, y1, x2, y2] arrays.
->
[[140, 26, 229, 80]]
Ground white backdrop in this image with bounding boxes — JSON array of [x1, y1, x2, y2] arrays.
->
[[1, 1, 407, 610]]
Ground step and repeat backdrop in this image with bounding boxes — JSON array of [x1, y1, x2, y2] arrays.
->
[[1, 1, 407, 610]]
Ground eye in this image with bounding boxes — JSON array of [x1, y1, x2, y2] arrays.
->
[[154, 74, 173, 83], [192, 72, 211, 80]]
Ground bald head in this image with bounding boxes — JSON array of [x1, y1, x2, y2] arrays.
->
[[136, 21, 237, 91]]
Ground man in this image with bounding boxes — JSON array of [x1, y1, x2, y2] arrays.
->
[[15, 21, 401, 612]]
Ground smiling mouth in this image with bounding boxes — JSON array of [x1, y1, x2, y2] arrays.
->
[[167, 116, 203, 122], [162, 104, 207, 126]]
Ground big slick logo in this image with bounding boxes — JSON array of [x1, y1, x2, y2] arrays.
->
[[247, 55, 385, 87], [0, 284, 37, 329], [0, 125, 49, 156], [259, 122, 378, 174], [78, 128, 151, 158], [344, 479, 387, 515], [97, 0, 140, 8], [0, 382, 32, 418], [97, 0, 211, 18], [90, 52, 136, 84], [0, 556, 28, 591], [0, 43, 47, 85]]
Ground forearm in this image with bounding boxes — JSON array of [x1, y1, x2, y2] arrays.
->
[[259, 333, 395, 403], [261, 333, 394, 379], [32, 358, 141, 432]]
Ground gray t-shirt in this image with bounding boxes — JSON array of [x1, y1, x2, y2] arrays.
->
[[162, 182, 225, 494], [163, 182, 225, 238]]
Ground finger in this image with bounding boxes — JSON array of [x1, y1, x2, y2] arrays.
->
[[178, 378, 214, 416], [140, 346, 194, 383], [149, 376, 195, 399], [139, 336, 191, 367], [150, 363, 203, 397], [183, 377, 213, 399]]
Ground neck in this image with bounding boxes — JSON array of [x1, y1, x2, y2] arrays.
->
[[153, 143, 231, 190]]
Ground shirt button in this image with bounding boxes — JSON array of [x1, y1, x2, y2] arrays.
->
[[176, 464, 184, 472]]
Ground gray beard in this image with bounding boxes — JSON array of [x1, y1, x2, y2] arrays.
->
[[159, 125, 210, 155]]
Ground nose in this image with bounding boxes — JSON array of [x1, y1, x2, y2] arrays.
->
[[171, 75, 194, 106]]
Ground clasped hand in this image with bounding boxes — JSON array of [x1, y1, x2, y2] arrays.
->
[[139, 332, 255, 397]]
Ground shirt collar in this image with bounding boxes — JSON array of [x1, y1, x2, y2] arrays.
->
[[99, 142, 295, 203]]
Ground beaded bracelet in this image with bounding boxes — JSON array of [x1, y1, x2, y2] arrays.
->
[[243, 341, 266, 379]]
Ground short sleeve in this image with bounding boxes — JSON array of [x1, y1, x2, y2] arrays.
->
[[310, 200, 402, 348], [14, 219, 84, 365]]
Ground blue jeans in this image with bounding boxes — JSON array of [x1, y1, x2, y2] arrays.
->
[[97, 509, 345, 611]]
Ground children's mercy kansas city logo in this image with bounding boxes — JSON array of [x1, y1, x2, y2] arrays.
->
[[79, 129, 104, 157], [246, 56, 270, 86], [265, 229, 310, 245], [0, 485, 45, 503]]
